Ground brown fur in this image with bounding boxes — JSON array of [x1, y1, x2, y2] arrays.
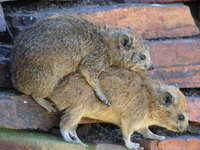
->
[[48, 67, 189, 149], [10, 13, 154, 112]]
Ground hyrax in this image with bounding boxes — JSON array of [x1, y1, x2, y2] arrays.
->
[[48, 67, 189, 149], [10, 14, 154, 112]]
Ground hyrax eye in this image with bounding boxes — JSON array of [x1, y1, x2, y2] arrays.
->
[[140, 55, 146, 60], [178, 114, 185, 121]]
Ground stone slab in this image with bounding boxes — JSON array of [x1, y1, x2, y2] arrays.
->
[[0, 128, 86, 150], [5, 3, 199, 39], [0, 90, 199, 131], [158, 136, 200, 150], [0, 92, 60, 131], [141, 0, 196, 2], [1, 37, 200, 88], [145, 38, 200, 88], [0, 127, 200, 150], [187, 97, 200, 123]]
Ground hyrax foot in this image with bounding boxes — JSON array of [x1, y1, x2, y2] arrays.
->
[[32, 96, 57, 112], [152, 135, 165, 141], [125, 142, 140, 149], [60, 128, 88, 147], [94, 89, 111, 105]]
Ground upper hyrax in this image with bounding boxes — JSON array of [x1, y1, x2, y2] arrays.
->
[[48, 67, 189, 149], [10, 14, 154, 112]]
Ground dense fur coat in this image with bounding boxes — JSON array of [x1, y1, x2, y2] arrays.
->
[[10, 14, 154, 112], [48, 67, 189, 149]]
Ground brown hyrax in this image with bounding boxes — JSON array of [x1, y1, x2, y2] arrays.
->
[[10, 14, 154, 112], [48, 67, 189, 149]]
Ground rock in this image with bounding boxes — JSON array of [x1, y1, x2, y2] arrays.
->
[[0, 92, 60, 131], [158, 136, 200, 150], [0, 128, 86, 150], [187, 97, 200, 123], [5, 3, 199, 40], [141, 0, 195, 3], [145, 38, 200, 88]]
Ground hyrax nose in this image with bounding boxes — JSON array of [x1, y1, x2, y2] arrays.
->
[[149, 63, 154, 70]]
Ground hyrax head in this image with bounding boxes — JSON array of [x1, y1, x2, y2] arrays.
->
[[109, 26, 154, 71], [152, 84, 189, 133]]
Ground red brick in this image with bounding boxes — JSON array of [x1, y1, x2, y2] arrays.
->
[[96, 143, 144, 150], [158, 136, 200, 150], [2, 38, 200, 89], [145, 38, 200, 88], [0, 92, 60, 131], [141, 0, 195, 3], [74, 3, 199, 39], [0, 5, 6, 32], [187, 97, 200, 122], [5, 3, 199, 39], [135, 140, 158, 150]]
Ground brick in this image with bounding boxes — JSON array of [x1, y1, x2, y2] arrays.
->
[[135, 140, 158, 150], [2, 38, 200, 89], [5, 3, 199, 39], [96, 143, 144, 150], [72, 3, 199, 39], [158, 136, 200, 150], [145, 38, 200, 88], [0, 5, 6, 32], [0, 92, 60, 131], [0, 128, 86, 150], [141, 0, 195, 2], [187, 97, 200, 122]]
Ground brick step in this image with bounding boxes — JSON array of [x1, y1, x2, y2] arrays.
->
[[140, 0, 195, 2], [0, 127, 200, 150], [145, 38, 200, 88], [4, 3, 199, 40], [1, 37, 200, 88], [0, 91, 199, 131]]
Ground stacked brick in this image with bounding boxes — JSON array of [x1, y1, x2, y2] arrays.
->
[[0, 0, 200, 149]]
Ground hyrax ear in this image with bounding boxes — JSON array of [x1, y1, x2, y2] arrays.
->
[[160, 92, 173, 107], [118, 34, 131, 49]]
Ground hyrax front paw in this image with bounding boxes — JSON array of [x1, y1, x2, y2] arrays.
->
[[152, 135, 165, 141], [125, 142, 140, 149], [156, 135, 165, 141]]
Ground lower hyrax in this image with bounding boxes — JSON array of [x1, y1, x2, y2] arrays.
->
[[10, 14, 154, 112], [48, 67, 189, 149]]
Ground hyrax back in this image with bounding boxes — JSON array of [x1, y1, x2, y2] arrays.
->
[[10, 14, 154, 112], [49, 67, 189, 149]]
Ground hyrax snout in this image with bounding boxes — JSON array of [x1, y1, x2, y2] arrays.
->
[[10, 14, 153, 112], [48, 67, 189, 149]]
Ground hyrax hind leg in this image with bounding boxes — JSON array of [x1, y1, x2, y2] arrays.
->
[[79, 59, 111, 105], [32, 96, 57, 112], [60, 109, 87, 146]]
